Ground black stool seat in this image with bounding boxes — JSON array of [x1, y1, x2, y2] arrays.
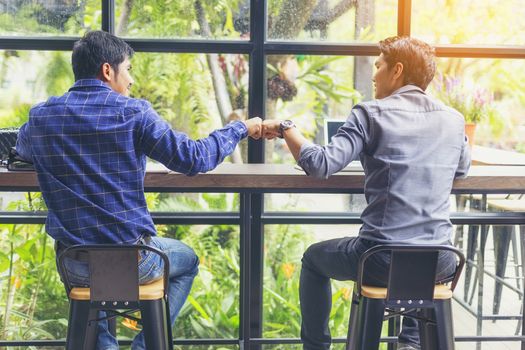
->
[[346, 244, 465, 350]]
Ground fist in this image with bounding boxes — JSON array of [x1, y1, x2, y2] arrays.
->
[[244, 117, 262, 139], [262, 120, 282, 140]]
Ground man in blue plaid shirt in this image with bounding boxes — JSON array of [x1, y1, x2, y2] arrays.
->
[[17, 30, 262, 350]]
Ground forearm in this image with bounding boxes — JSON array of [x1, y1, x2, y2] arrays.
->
[[141, 117, 247, 175], [174, 122, 247, 174], [282, 127, 309, 161], [284, 117, 365, 178]]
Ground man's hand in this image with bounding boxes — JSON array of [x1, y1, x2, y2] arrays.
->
[[244, 117, 262, 139], [263, 119, 306, 161], [262, 120, 282, 139]]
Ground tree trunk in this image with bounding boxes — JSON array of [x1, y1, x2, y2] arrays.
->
[[195, 1, 242, 163], [266, 0, 317, 158], [354, 0, 375, 100], [266, 0, 357, 162], [206, 54, 243, 163], [269, 0, 317, 40], [116, 0, 134, 36]]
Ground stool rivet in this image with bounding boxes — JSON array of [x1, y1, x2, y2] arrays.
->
[[408, 300, 412, 304], [124, 301, 129, 306], [101, 301, 106, 306], [113, 301, 118, 306], [419, 300, 423, 305]]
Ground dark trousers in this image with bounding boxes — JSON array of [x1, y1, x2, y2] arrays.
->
[[299, 237, 457, 350]]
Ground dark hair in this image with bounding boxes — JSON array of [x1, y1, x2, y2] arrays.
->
[[379, 36, 436, 91], [71, 30, 134, 81]]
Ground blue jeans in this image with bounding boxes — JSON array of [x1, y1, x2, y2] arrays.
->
[[60, 237, 199, 350], [299, 237, 456, 350]]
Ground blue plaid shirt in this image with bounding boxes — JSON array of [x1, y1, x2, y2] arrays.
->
[[17, 79, 248, 245]]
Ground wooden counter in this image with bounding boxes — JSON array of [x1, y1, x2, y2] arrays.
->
[[2, 164, 525, 193]]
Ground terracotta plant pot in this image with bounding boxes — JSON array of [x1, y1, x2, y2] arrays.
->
[[464, 123, 476, 147]]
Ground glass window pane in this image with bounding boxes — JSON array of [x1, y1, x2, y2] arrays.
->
[[263, 224, 359, 339], [264, 223, 525, 343], [153, 193, 239, 213], [412, 0, 525, 45], [267, 0, 396, 42], [0, 223, 240, 340], [161, 224, 240, 339], [115, 0, 249, 39], [265, 55, 525, 164], [428, 58, 525, 154], [0, 51, 250, 163], [265, 55, 372, 164], [131, 52, 250, 162], [0, 0, 101, 36], [0, 50, 73, 127], [265, 193, 366, 213]]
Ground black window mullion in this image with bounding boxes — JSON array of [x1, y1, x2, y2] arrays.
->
[[248, 1, 266, 164], [243, 2, 267, 350], [101, 0, 115, 34]]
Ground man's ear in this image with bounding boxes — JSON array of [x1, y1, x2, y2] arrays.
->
[[392, 62, 404, 81], [99, 62, 113, 82]]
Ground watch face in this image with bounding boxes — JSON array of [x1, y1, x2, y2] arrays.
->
[[281, 120, 294, 129]]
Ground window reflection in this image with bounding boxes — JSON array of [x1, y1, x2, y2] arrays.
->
[[265, 55, 368, 164], [115, 0, 250, 39], [267, 0, 396, 42], [0, 0, 100, 36], [0, 51, 250, 162]]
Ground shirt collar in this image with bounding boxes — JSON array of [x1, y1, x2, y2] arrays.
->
[[69, 79, 113, 92], [390, 84, 426, 96]]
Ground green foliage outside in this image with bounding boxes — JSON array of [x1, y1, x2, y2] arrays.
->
[[0, 0, 524, 347]]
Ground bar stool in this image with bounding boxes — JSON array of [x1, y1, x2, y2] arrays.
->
[[484, 199, 525, 315], [453, 193, 485, 303], [57, 244, 173, 350], [346, 244, 465, 350]]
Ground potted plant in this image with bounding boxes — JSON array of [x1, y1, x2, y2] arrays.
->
[[433, 74, 498, 147]]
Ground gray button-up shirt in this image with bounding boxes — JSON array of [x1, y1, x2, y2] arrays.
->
[[298, 85, 471, 244]]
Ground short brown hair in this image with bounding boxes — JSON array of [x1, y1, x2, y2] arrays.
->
[[379, 36, 436, 91]]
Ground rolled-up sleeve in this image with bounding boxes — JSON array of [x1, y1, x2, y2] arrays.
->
[[298, 106, 370, 179], [137, 102, 247, 175]]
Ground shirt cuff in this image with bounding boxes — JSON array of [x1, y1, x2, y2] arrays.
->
[[229, 120, 248, 139]]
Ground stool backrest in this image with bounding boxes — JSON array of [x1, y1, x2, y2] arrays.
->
[[357, 244, 465, 306], [388, 250, 438, 302], [57, 244, 170, 306], [89, 249, 139, 303]]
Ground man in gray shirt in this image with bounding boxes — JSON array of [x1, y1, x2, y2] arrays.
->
[[263, 36, 470, 350]]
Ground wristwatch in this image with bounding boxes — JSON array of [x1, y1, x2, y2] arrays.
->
[[279, 120, 296, 138]]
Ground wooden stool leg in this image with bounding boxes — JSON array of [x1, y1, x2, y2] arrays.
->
[[66, 300, 97, 350], [434, 300, 455, 350], [141, 299, 172, 350], [353, 297, 385, 350]]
